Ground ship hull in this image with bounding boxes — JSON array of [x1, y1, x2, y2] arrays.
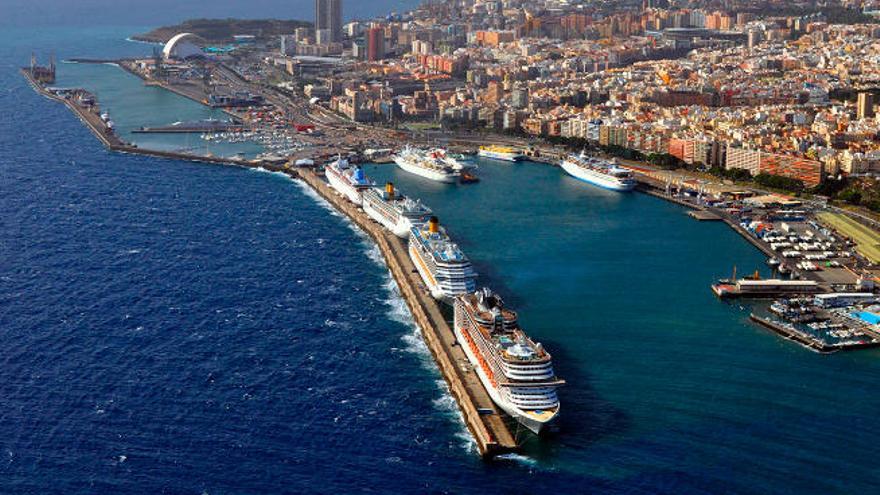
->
[[408, 243, 452, 303], [326, 167, 365, 205], [560, 160, 636, 192], [362, 198, 412, 238], [452, 323, 559, 434], [394, 157, 458, 183], [478, 150, 521, 162]]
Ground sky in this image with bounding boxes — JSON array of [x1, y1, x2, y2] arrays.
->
[[0, 0, 420, 27]]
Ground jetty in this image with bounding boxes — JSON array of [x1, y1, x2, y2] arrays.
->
[[21, 66, 518, 459], [749, 314, 880, 353]]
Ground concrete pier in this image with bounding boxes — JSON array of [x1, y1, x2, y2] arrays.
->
[[749, 314, 880, 353]]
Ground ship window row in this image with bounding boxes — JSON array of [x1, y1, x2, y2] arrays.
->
[[509, 397, 558, 404], [507, 391, 558, 399], [502, 362, 553, 370]]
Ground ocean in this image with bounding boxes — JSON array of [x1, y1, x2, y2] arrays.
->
[[3, 13, 880, 495]]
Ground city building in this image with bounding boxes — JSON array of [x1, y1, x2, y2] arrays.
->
[[858, 92, 875, 120], [316, 0, 343, 44], [367, 26, 385, 61]]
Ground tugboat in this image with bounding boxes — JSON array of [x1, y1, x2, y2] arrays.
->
[[459, 170, 480, 184]]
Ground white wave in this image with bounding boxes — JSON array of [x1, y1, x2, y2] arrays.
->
[[249, 167, 290, 181], [124, 37, 162, 46], [495, 453, 538, 467], [290, 178, 343, 218], [432, 380, 478, 454]]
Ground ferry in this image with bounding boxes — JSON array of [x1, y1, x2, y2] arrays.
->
[[560, 152, 637, 192], [362, 182, 432, 238], [394, 146, 460, 183], [478, 145, 523, 162], [408, 216, 477, 302], [454, 288, 563, 434], [324, 156, 372, 205]]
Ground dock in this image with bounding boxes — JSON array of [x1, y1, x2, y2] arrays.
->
[[749, 314, 880, 353], [687, 210, 722, 221], [132, 123, 245, 134], [22, 67, 519, 459]]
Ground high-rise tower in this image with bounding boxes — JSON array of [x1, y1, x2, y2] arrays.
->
[[315, 0, 343, 44]]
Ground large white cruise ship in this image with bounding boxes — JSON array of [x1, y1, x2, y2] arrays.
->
[[560, 152, 637, 191], [394, 146, 461, 183], [408, 217, 477, 302], [478, 145, 523, 162], [362, 182, 432, 238], [454, 288, 563, 434], [429, 148, 471, 171], [325, 156, 372, 205]]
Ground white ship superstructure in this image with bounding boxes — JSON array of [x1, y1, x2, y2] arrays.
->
[[429, 148, 470, 170], [560, 152, 637, 192], [408, 217, 477, 302], [362, 182, 432, 238], [454, 288, 563, 434], [325, 156, 372, 205], [394, 146, 461, 183], [478, 145, 523, 162]]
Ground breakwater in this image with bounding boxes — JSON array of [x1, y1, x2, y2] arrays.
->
[[22, 67, 517, 458], [21, 68, 255, 168]]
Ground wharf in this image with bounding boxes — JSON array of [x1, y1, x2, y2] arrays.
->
[[749, 314, 880, 353], [297, 169, 518, 458], [688, 210, 722, 221], [132, 124, 245, 134]]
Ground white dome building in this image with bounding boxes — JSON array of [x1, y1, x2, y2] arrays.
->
[[162, 33, 204, 61]]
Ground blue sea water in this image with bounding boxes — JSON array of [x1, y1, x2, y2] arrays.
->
[[4, 17, 880, 495]]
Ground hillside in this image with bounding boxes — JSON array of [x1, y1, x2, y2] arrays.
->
[[133, 18, 312, 44]]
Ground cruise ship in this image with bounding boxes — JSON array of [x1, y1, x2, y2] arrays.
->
[[560, 152, 637, 192], [325, 156, 372, 205], [394, 146, 461, 183], [408, 217, 477, 302], [478, 145, 523, 162], [454, 288, 563, 434], [430, 148, 470, 170], [362, 182, 432, 238]]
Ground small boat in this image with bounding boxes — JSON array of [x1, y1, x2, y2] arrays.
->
[[459, 170, 480, 184]]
